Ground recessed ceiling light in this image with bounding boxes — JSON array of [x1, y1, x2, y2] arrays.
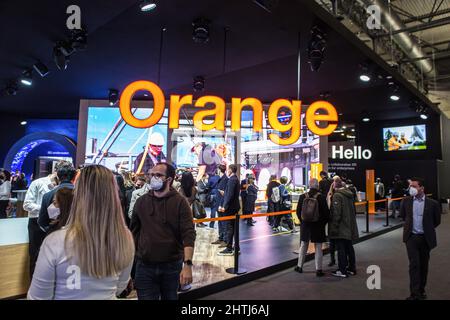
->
[[362, 117, 370, 122], [20, 121, 27, 126], [109, 89, 119, 106], [359, 74, 370, 82], [420, 114, 428, 120], [140, 1, 157, 12], [20, 69, 33, 86], [390, 94, 400, 101]]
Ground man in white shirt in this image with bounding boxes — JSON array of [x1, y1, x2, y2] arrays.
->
[[23, 160, 69, 277]]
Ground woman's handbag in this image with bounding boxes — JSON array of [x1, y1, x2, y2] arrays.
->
[[192, 198, 207, 219]]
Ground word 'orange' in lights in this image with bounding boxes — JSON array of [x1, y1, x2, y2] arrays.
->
[[119, 80, 338, 146]]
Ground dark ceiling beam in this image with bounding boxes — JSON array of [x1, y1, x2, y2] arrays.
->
[[421, 39, 450, 48], [402, 7, 450, 24], [375, 16, 450, 37], [400, 49, 450, 63], [429, 0, 445, 22], [424, 74, 450, 82]]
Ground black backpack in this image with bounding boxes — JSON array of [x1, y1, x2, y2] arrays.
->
[[301, 193, 320, 222]]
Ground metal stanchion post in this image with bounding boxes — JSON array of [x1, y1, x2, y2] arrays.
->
[[226, 213, 247, 275], [362, 201, 370, 233], [383, 199, 389, 227]]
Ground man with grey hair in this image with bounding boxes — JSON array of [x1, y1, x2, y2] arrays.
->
[[295, 178, 330, 276]]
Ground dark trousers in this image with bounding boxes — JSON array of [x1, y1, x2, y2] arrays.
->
[[225, 212, 238, 250], [375, 194, 384, 211], [218, 211, 226, 241], [267, 200, 279, 225], [329, 239, 336, 262], [0, 200, 9, 219], [335, 239, 356, 274], [28, 217, 46, 278], [134, 259, 183, 300], [406, 234, 430, 297], [273, 213, 294, 229]]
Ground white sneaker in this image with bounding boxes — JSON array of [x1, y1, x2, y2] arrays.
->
[[331, 270, 348, 278]]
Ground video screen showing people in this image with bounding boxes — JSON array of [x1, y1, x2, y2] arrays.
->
[[85, 107, 168, 172], [383, 124, 427, 151], [173, 132, 235, 176]]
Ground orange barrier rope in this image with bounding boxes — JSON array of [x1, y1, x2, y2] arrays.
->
[[193, 194, 433, 224]]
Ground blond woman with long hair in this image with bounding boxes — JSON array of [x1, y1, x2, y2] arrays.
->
[[28, 165, 135, 299]]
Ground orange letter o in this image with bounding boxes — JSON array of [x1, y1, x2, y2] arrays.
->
[[119, 80, 165, 128]]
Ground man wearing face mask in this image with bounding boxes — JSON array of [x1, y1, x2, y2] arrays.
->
[[133, 132, 166, 174], [131, 162, 196, 300], [38, 162, 76, 233], [400, 178, 441, 300], [23, 160, 71, 277]]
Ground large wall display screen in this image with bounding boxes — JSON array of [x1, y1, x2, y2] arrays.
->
[[383, 124, 426, 152], [85, 107, 168, 171]]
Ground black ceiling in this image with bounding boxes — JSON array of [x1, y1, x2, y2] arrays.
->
[[0, 0, 431, 121]]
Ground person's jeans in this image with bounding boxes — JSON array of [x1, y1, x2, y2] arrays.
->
[[134, 259, 183, 300], [298, 241, 323, 270], [335, 239, 356, 274], [210, 197, 219, 228], [218, 211, 226, 241], [390, 200, 401, 217]]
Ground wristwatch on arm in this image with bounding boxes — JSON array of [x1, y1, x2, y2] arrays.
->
[[184, 260, 193, 267]]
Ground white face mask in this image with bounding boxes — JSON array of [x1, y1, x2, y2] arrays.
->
[[150, 176, 164, 191], [47, 203, 61, 219], [409, 187, 418, 197]]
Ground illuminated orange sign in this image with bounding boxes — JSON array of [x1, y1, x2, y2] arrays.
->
[[119, 80, 338, 146]]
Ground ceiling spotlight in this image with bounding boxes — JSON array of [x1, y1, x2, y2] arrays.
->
[[307, 25, 327, 72], [20, 69, 33, 86], [389, 84, 400, 101], [420, 114, 428, 120], [342, 125, 347, 129], [140, 1, 157, 12], [33, 61, 50, 78], [359, 74, 370, 82], [193, 76, 205, 92], [362, 111, 370, 122], [192, 18, 210, 44], [20, 121, 27, 126], [390, 94, 400, 101], [70, 28, 88, 51], [53, 43, 72, 70], [109, 89, 119, 106], [5, 82, 18, 96]]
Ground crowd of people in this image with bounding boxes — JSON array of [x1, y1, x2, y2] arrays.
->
[[0, 155, 440, 300], [0, 169, 28, 218]]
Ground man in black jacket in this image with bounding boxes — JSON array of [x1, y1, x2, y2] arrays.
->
[[218, 164, 240, 256], [319, 171, 332, 196], [38, 162, 76, 233], [211, 165, 228, 245], [400, 177, 441, 300]]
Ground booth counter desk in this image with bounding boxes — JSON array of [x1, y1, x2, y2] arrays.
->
[[0, 218, 30, 299]]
